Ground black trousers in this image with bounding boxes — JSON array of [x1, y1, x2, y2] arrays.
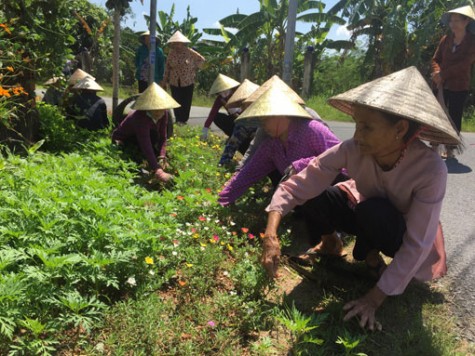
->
[[443, 89, 469, 133], [171, 84, 194, 123], [138, 80, 148, 93], [299, 186, 405, 261], [213, 112, 235, 137]]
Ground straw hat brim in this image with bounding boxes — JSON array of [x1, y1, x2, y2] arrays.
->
[[132, 83, 180, 111], [328, 66, 461, 146], [225, 79, 260, 109], [237, 86, 312, 121], [209, 74, 240, 95], [72, 77, 103, 91], [441, 5, 475, 34], [243, 75, 305, 106], [44, 76, 63, 85]]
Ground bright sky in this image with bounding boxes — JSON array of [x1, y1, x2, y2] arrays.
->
[[88, 0, 350, 40]]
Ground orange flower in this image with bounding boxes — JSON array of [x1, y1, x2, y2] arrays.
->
[[12, 86, 27, 96], [241, 227, 249, 233], [178, 280, 187, 287], [0, 23, 11, 35], [0, 86, 11, 97], [6, 66, 14, 72]]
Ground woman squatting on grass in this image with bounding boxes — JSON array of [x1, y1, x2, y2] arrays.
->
[[260, 66, 461, 331]]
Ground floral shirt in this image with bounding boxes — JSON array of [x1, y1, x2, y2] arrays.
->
[[163, 46, 205, 87]]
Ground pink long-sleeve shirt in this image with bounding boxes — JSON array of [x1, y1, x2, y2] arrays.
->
[[267, 138, 448, 296], [218, 119, 341, 206]]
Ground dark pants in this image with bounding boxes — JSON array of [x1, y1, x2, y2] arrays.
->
[[171, 84, 194, 123], [443, 89, 469, 133], [138, 80, 148, 93], [299, 186, 405, 260], [213, 112, 235, 137]]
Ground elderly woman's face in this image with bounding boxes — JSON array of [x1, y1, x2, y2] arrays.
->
[[449, 14, 471, 33], [149, 110, 165, 121], [263, 116, 291, 139], [352, 106, 402, 157]]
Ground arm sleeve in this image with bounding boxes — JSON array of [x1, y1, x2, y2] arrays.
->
[[203, 96, 224, 128], [135, 120, 159, 171], [377, 167, 447, 296], [218, 143, 276, 206], [155, 47, 166, 82], [266, 142, 345, 216], [157, 114, 168, 157], [431, 36, 445, 75]]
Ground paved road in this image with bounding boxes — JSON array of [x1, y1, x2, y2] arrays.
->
[[109, 98, 475, 341]]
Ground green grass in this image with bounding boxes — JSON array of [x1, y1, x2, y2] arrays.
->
[[0, 103, 473, 355]]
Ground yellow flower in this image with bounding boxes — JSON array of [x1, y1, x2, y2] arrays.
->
[[186, 263, 193, 267], [227, 244, 234, 251], [192, 233, 200, 239], [145, 256, 154, 265]]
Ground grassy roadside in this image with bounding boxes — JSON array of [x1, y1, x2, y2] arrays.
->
[[1, 103, 473, 354]]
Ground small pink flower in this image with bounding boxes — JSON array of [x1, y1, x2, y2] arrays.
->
[[248, 233, 255, 239], [198, 216, 206, 222], [207, 321, 216, 328], [213, 234, 219, 242], [191, 227, 197, 233]]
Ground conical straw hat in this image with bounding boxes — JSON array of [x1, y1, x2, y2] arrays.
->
[[68, 69, 95, 85], [72, 76, 104, 91], [44, 76, 63, 85], [132, 83, 180, 111], [208, 74, 240, 95], [328, 66, 461, 146], [167, 30, 191, 44], [225, 79, 260, 109], [441, 5, 475, 33], [243, 75, 305, 107], [237, 86, 312, 121]]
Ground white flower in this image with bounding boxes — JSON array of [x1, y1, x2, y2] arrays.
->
[[223, 271, 229, 277], [126, 277, 137, 286], [172, 251, 178, 256], [149, 270, 155, 276], [230, 221, 236, 226]]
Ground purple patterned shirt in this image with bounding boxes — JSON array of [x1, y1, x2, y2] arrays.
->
[[218, 119, 341, 205]]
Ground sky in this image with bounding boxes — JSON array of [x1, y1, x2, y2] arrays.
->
[[88, 0, 350, 40]]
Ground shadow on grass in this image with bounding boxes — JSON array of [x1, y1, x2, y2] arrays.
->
[[275, 215, 450, 355]]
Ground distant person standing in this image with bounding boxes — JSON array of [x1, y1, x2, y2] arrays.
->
[[135, 31, 166, 93], [163, 30, 205, 125], [431, 5, 475, 158]]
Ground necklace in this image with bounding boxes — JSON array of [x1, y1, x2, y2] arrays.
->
[[378, 147, 407, 171]]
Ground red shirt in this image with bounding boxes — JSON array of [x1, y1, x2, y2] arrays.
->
[[432, 32, 475, 91]]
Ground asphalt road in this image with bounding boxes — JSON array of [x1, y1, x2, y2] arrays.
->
[[105, 97, 475, 342]]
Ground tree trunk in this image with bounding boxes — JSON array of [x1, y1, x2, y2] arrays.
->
[[112, 9, 121, 113]]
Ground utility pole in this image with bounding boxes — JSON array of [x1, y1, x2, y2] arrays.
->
[[148, 0, 157, 85], [282, 0, 297, 85]]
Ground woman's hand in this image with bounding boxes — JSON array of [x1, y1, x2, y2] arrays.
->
[[260, 235, 281, 278], [154, 168, 173, 183], [432, 71, 442, 86], [343, 286, 386, 331]]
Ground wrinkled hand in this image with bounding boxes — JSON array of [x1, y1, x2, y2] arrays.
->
[[343, 286, 386, 331], [154, 168, 173, 183], [260, 236, 281, 278], [200, 127, 209, 141]]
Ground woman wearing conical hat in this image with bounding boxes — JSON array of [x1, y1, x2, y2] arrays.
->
[[162, 30, 205, 125], [200, 73, 241, 141], [66, 77, 108, 131], [135, 30, 165, 93], [432, 5, 475, 158], [112, 83, 180, 183], [261, 66, 461, 331], [218, 85, 343, 207]]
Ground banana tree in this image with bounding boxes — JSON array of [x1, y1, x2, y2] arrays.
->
[[203, 0, 349, 85]]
